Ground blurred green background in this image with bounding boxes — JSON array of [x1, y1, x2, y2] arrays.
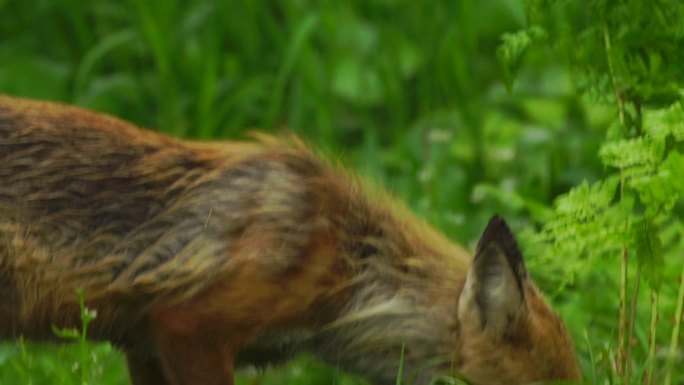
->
[[1, 0, 682, 384]]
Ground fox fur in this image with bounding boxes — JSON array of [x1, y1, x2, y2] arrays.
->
[[0, 95, 581, 385]]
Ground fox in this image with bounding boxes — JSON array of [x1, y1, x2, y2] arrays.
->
[[0, 95, 581, 385]]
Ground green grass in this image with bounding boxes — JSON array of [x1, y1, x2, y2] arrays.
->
[[1, 0, 683, 384]]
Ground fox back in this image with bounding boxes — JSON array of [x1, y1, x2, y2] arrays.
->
[[0, 95, 581, 385]]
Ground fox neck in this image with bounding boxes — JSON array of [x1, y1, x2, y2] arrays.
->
[[308, 199, 470, 384]]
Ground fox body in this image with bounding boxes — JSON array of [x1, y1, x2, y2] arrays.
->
[[0, 95, 581, 385]]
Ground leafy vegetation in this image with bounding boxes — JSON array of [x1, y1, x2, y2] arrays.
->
[[0, 0, 682, 384]]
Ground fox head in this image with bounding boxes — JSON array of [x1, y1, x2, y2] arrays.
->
[[454, 216, 581, 384]]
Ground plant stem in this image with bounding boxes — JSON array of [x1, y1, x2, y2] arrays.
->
[[602, 21, 625, 127], [617, 245, 628, 379], [664, 263, 684, 385], [642, 289, 658, 385], [396, 339, 406, 385], [584, 329, 598, 384], [79, 292, 89, 385], [625, 267, 640, 382], [613, 150, 627, 379]]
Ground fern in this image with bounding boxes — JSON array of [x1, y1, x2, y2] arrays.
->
[[500, 1, 684, 383], [643, 103, 684, 141], [496, 26, 547, 92]]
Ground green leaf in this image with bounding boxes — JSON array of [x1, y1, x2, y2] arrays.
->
[[332, 57, 384, 106], [631, 150, 684, 216], [662, 150, 684, 193], [554, 176, 620, 219], [599, 137, 664, 169], [51, 326, 79, 340], [497, 26, 547, 92], [643, 102, 684, 141], [632, 218, 665, 291], [541, 176, 627, 266]]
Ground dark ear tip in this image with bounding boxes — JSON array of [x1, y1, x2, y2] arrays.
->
[[476, 215, 524, 261], [477, 214, 512, 249], [487, 214, 506, 228], [475, 214, 528, 283]]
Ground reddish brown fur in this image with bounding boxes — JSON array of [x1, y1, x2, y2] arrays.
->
[[0, 95, 581, 385]]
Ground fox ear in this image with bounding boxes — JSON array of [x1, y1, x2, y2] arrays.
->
[[458, 215, 528, 338]]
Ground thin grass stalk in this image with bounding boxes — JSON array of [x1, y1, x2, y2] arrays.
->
[[396, 339, 406, 385], [602, 19, 625, 127], [583, 329, 598, 384], [617, 235, 629, 377], [625, 267, 641, 382], [78, 290, 91, 385], [613, 99, 628, 379], [603, 16, 631, 380], [663, 263, 684, 385], [642, 289, 658, 385]]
